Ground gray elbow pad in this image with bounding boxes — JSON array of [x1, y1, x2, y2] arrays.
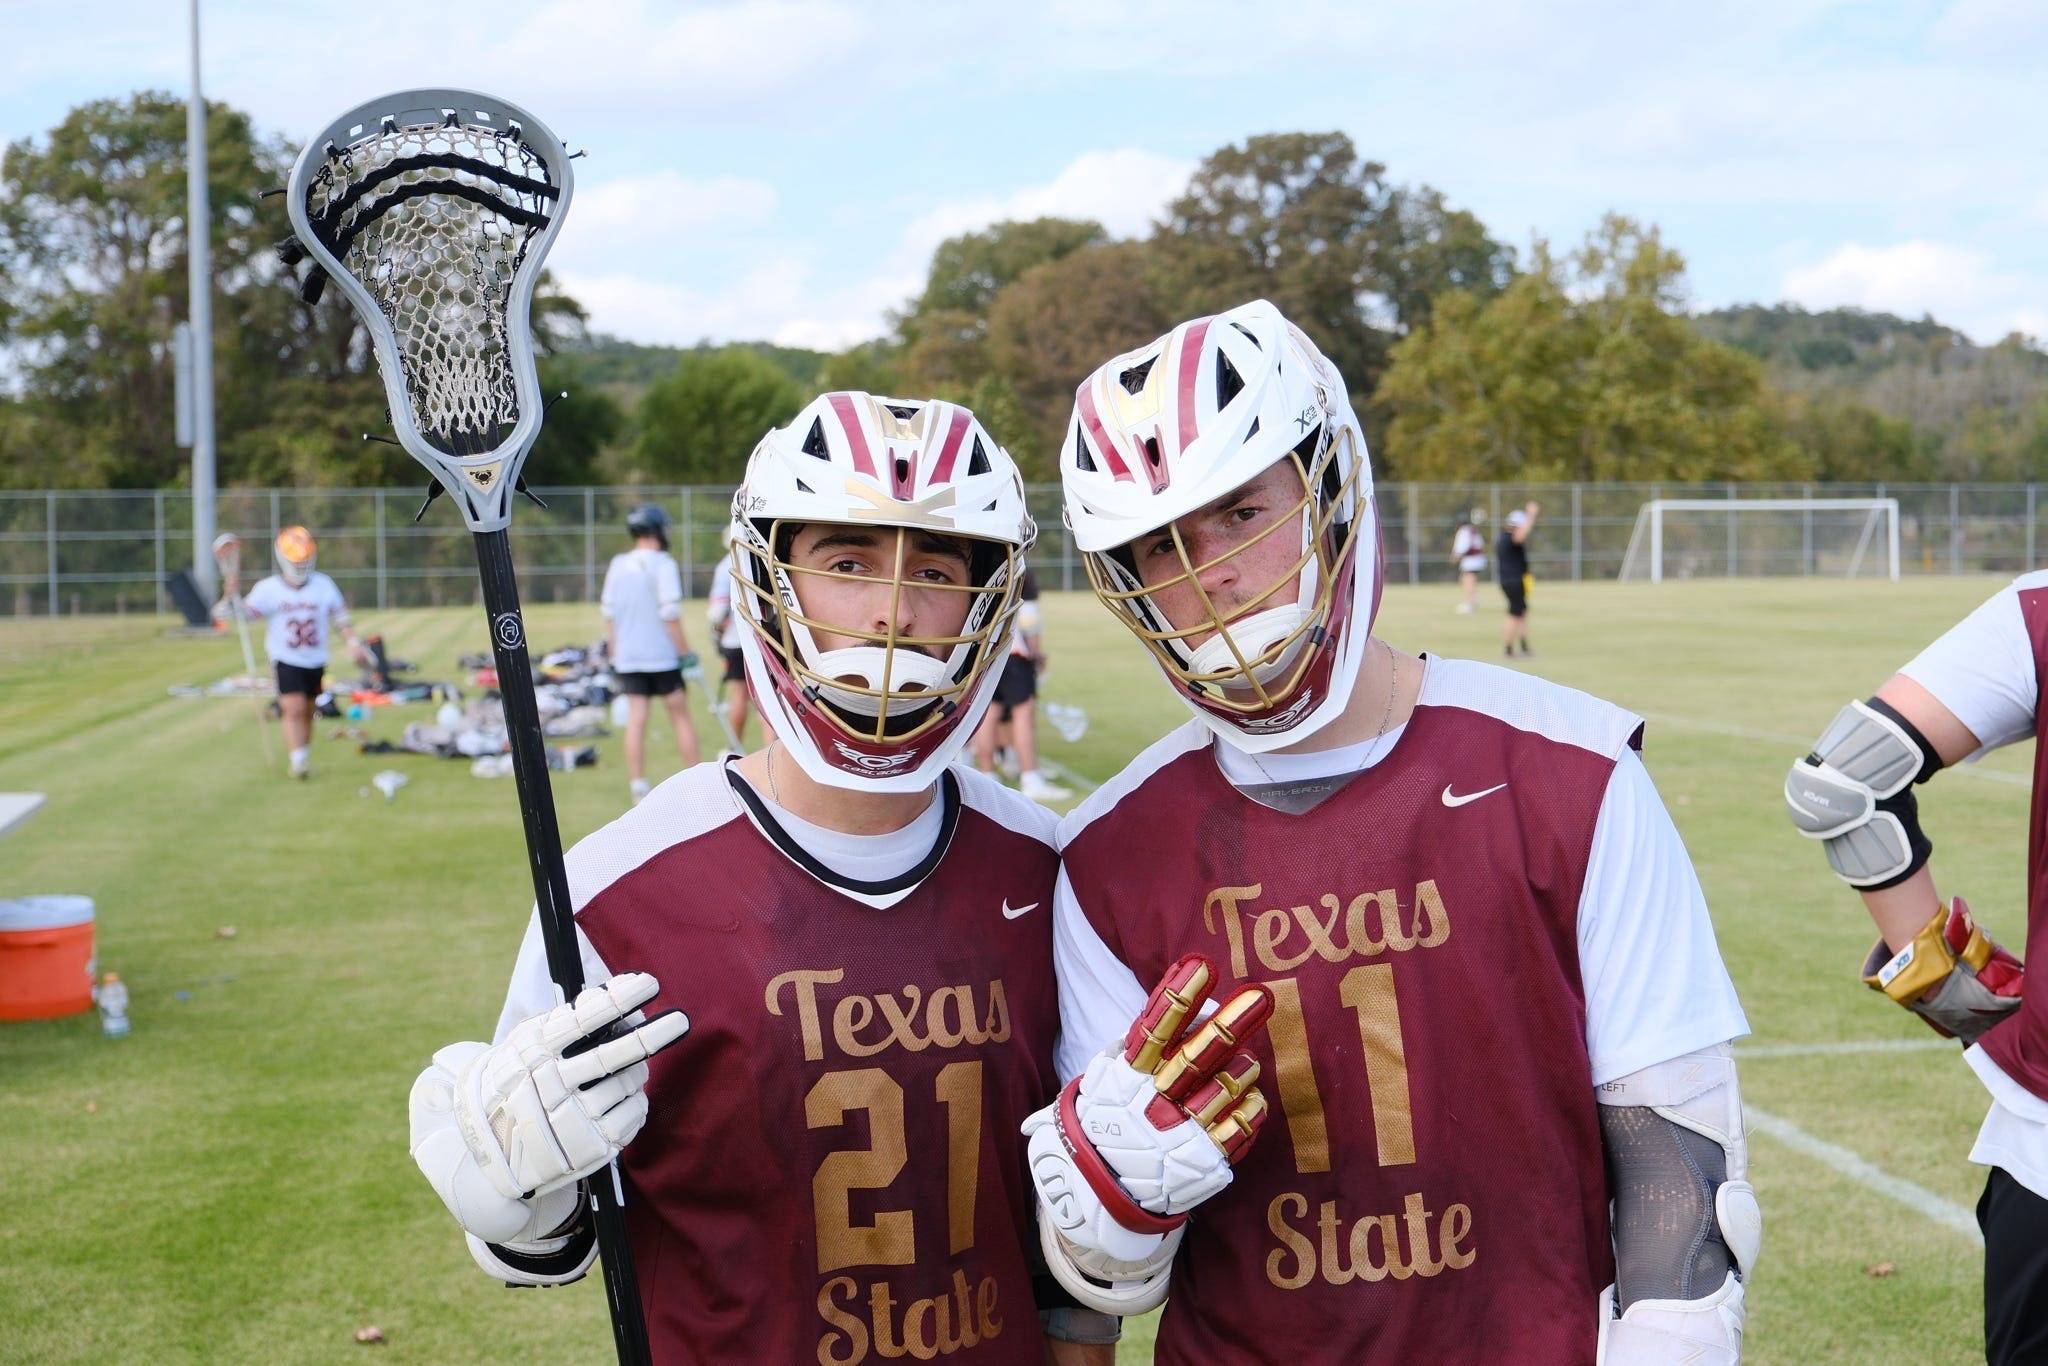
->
[[1785, 697, 1939, 888]]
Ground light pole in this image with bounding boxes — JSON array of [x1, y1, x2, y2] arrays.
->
[[187, 0, 218, 599]]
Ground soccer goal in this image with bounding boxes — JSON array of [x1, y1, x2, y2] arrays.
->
[[1618, 498, 1900, 582]]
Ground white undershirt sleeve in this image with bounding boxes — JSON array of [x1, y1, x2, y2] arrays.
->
[[1898, 580, 2039, 757], [1051, 865, 1149, 1084], [1578, 749, 1750, 1086], [493, 910, 616, 1045]]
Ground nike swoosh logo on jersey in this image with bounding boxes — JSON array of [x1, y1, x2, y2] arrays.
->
[[1441, 782, 1508, 808], [1002, 900, 1038, 920]]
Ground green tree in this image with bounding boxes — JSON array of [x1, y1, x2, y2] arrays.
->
[[1379, 215, 1797, 482], [817, 338, 911, 397], [629, 347, 803, 482], [895, 217, 1108, 388], [0, 92, 290, 487], [983, 241, 1178, 475], [1765, 391, 1932, 482], [1152, 132, 1513, 433]]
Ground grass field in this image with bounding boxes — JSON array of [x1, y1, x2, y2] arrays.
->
[[0, 576, 2024, 1364]]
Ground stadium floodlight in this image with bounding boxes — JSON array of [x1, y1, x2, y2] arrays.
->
[[1619, 497, 1900, 583], [279, 91, 653, 1366]]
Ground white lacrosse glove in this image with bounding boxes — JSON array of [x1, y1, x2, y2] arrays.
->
[[409, 972, 688, 1245], [1023, 954, 1271, 1314]]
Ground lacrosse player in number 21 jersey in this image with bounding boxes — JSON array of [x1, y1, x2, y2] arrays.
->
[[408, 392, 1264, 1364], [1029, 300, 1760, 1364]]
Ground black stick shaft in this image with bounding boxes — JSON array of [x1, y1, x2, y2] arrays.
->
[[473, 528, 653, 1366]]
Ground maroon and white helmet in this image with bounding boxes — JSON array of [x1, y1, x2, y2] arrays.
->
[[730, 391, 1035, 791], [1060, 299, 1379, 752]]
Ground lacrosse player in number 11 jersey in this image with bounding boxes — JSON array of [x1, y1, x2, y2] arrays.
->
[[408, 393, 1264, 1364], [1033, 300, 1760, 1364]]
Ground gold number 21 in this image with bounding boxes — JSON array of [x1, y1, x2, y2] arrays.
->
[[1264, 964, 1414, 1173], [806, 1061, 983, 1274]]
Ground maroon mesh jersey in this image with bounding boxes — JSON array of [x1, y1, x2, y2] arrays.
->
[[1061, 661, 1644, 1365], [1977, 583, 2048, 1098], [565, 762, 1061, 1364]]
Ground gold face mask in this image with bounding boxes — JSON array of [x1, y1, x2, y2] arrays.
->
[[1085, 428, 1365, 716], [730, 520, 1023, 747]]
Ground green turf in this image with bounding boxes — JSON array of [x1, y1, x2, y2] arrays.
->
[[0, 577, 2019, 1362]]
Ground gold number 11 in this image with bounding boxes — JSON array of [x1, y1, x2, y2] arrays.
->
[[1264, 964, 1414, 1173]]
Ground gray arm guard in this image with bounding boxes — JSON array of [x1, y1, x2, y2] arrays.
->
[[1595, 1045, 1759, 1363], [1785, 698, 1937, 888]]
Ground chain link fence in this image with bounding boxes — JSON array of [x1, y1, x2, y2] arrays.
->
[[4, 481, 2044, 618]]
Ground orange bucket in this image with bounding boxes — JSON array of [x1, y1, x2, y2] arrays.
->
[[0, 896, 97, 1021]]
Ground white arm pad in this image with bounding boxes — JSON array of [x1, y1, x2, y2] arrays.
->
[[1595, 1044, 1760, 1364], [1038, 1206, 1181, 1317]]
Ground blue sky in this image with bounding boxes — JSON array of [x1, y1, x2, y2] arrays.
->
[[5, 0, 2044, 348]]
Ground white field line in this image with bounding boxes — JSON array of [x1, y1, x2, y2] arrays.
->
[[1746, 1104, 1983, 1245], [1737, 1039, 1955, 1058], [1640, 711, 2033, 788], [1039, 758, 1100, 793]]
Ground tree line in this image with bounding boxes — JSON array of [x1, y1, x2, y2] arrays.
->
[[4, 94, 2044, 492]]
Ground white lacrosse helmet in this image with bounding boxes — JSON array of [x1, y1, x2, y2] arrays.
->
[[275, 526, 318, 589], [1061, 299, 1379, 753], [730, 392, 1035, 792]]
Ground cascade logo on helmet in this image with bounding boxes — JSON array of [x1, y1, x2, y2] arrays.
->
[[1060, 299, 1380, 752], [275, 526, 317, 588], [728, 391, 1035, 792]]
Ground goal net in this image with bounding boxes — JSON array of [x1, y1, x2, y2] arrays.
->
[[1618, 498, 1899, 582]]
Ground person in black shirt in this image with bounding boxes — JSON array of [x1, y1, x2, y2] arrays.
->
[[1497, 500, 1539, 658]]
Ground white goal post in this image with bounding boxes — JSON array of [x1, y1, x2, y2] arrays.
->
[[1619, 497, 1900, 582]]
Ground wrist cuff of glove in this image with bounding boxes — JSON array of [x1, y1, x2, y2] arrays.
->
[[1056, 1078, 1187, 1238], [1863, 901, 1981, 1004]]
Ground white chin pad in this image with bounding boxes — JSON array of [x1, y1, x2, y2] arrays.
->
[[812, 645, 951, 718], [1187, 602, 1313, 686]]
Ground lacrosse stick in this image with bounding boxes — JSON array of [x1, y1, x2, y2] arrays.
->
[[212, 533, 276, 765], [1041, 700, 1090, 744], [282, 91, 654, 1365]]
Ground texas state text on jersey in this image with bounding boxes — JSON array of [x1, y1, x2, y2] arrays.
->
[[533, 763, 1063, 1365], [1059, 661, 1647, 1365]]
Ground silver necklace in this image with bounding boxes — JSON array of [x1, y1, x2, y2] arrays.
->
[[1244, 640, 1401, 790], [766, 740, 783, 806]]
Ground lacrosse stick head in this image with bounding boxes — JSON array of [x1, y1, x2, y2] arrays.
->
[[211, 532, 242, 581], [285, 90, 573, 532]]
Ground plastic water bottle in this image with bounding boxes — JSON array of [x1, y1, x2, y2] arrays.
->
[[98, 972, 130, 1039]]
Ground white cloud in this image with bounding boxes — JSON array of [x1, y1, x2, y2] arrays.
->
[[1782, 241, 2045, 343], [550, 172, 777, 277], [598, 147, 1197, 352], [1930, 0, 2048, 56], [901, 149, 1193, 260]]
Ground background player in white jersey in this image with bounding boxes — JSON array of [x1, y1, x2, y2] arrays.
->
[[1785, 580, 2042, 1362], [601, 505, 701, 804], [705, 524, 757, 753], [218, 525, 367, 779], [405, 392, 1260, 1361], [1449, 509, 1486, 614], [974, 567, 1069, 804], [1036, 300, 1758, 1363]]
